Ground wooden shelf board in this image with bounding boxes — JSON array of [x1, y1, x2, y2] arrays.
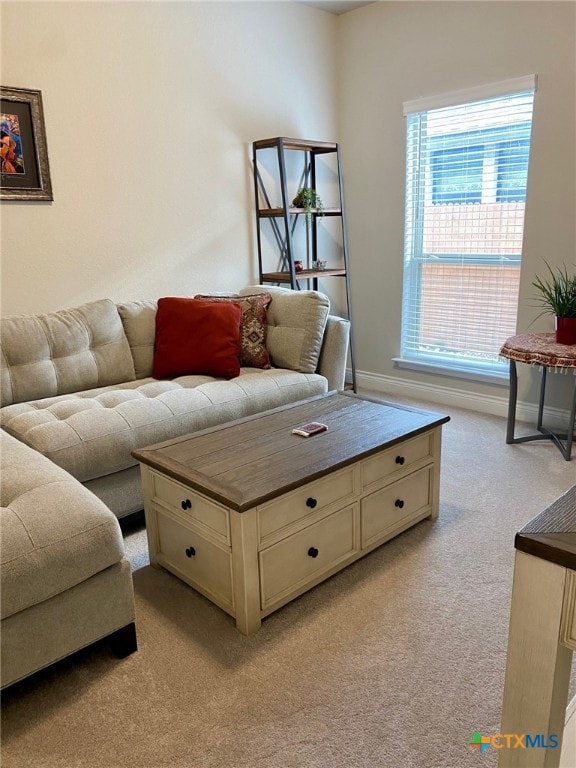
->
[[261, 269, 347, 283], [258, 207, 341, 218], [253, 137, 338, 153]]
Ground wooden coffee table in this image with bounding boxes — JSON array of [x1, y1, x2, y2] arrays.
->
[[133, 393, 449, 634]]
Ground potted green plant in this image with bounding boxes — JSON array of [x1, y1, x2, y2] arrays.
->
[[292, 187, 324, 223], [532, 261, 576, 345]]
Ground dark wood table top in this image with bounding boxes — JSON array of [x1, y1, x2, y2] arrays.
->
[[515, 485, 576, 570], [132, 392, 450, 511]]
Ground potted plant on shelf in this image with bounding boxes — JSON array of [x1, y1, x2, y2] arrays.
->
[[292, 187, 324, 223], [532, 261, 576, 345]]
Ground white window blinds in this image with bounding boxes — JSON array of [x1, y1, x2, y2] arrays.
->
[[400, 76, 536, 378]]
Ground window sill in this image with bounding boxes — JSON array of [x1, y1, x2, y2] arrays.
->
[[392, 357, 509, 386]]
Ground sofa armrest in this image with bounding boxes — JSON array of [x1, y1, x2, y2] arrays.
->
[[316, 315, 350, 392]]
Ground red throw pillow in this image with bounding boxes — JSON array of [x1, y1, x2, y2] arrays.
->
[[152, 297, 242, 380], [195, 293, 272, 368]]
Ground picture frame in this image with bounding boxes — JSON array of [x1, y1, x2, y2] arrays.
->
[[1, 86, 53, 201]]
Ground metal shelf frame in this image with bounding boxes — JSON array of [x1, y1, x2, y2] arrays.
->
[[252, 136, 356, 391]]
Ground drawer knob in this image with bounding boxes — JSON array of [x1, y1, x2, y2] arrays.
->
[[395, 499, 405, 509], [181, 499, 192, 510], [395, 455, 405, 465], [308, 546, 319, 558], [185, 546, 196, 558], [306, 497, 317, 509]]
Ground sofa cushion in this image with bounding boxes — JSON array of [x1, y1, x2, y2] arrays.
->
[[0, 431, 126, 621], [239, 286, 329, 373], [117, 299, 157, 379], [195, 293, 272, 369], [152, 297, 243, 380], [0, 299, 135, 407], [0, 371, 328, 483]]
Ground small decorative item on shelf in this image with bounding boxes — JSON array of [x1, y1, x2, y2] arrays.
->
[[294, 260, 304, 273], [313, 260, 327, 271], [532, 261, 576, 345], [292, 187, 324, 223]]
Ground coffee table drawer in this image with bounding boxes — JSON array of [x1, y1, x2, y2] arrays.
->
[[259, 504, 359, 609], [257, 466, 356, 545], [361, 466, 432, 548], [361, 433, 433, 492], [152, 472, 229, 542], [156, 510, 233, 611]]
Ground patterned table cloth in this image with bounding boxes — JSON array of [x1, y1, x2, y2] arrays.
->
[[500, 333, 576, 371]]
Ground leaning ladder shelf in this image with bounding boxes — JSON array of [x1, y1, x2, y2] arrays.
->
[[252, 136, 356, 391]]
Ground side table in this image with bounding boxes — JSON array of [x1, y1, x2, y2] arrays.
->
[[500, 333, 576, 461], [498, 485, 576, 768]]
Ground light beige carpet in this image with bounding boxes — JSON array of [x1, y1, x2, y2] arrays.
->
[[2, 391, 575, 768]]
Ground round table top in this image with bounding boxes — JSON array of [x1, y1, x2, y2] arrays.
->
[[500, 332, 576, 369]]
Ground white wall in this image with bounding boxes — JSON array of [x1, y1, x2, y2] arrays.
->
[[0, 1, 337, 315], [338, 1, 576, 411], [2, 1, 575, 415]]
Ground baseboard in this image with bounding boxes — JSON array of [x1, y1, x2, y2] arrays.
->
[[350, 369, 571, 428]]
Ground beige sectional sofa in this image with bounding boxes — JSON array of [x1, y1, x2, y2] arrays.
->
[[1, 431, 137, 689], [0, 285, 349, 687]]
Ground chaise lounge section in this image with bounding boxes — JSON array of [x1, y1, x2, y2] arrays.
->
[[1, 431, 136, 689]]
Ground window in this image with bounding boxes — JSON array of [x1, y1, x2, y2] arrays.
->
[[431, 145, 483, 204], [496, 137, 530, 202], [400, 76, 536, 379], [430, 124, 531, 206]]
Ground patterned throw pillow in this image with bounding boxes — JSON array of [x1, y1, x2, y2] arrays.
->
[[195, 293, 273, 369]]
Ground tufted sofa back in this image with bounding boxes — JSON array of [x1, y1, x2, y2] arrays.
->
[[116, 289, 332, 380], [0, 299, 136, 407], [1, 289, 337, 408]]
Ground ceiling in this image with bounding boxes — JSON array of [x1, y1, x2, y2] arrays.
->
[[297, 1, 377, 15]]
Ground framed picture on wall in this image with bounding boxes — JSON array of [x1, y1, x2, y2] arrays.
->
[[1, 86, 53, 201]]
